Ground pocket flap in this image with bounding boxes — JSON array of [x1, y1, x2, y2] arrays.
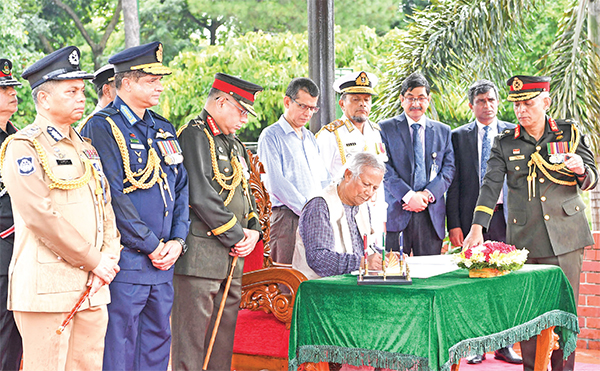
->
[[562, 196, 586, 216], [508, 209, 527, 226]]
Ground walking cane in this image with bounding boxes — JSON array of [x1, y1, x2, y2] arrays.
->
[[202, 256, 238, 370], [56, 287, 92, 334]]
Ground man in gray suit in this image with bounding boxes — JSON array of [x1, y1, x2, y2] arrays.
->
[[173, 73, 263, 371]]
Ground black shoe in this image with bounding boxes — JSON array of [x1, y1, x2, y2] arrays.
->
[[494, 346, 523, 364], [466, 353, 486, 364]]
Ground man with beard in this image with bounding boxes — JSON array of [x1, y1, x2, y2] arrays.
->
[[316, 71, 388, 244]]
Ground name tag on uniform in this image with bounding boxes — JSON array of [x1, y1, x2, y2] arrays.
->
[[345, 142, 357, 147], [56, 159, 73, 165], [130, 143, 145, 150], [218, 155, 228, 161], [509, 155, 525, 161]]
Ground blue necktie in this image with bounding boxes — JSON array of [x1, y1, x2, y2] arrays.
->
[[411, 123, 426, 191], [481, 125, 491, 184]]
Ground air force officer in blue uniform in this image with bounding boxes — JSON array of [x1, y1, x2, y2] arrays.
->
[[81, 42, 190, 371], [379, 72, 455, 256]]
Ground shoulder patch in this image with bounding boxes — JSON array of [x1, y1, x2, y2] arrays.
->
[[16, 156, 36, 176]]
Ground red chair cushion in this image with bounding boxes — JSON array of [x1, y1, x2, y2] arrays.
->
[[233, 309, 289, 358], [243, 240, 264, 273]]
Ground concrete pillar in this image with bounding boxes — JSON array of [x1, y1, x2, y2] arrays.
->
[[307, 0, 335, 133]]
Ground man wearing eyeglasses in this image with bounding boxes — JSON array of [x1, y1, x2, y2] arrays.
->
[[257, 77, 331, 264], [316, 70, 388, 245], [173, 73, 263, 371], [379, 72, 455, 256]]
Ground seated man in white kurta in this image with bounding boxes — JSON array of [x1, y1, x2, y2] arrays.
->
[[293, 153, 385, 279]]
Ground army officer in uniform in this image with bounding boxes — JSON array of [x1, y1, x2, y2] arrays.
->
[[173, 73, 263, 371], [2, 46, 120, 371], [463, 75, 597, 371]]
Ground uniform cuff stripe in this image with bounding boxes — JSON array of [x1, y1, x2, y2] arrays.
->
[[211, 215, 238, 236], [474, 205, 494, 216]]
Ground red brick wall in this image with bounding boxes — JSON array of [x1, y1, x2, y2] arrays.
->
[[578, 231, 600, 350]]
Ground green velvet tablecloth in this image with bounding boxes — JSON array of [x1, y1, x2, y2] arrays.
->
[[288, 265, 579, 371]]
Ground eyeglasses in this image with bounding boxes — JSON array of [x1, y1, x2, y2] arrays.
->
[[291, 97, 320, 113], [224, 98, 249, 117], [404, 97, 429, 104]]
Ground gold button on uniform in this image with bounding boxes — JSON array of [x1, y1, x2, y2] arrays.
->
[[515, 166, 520, 171], [544, 215, 550, 221], [539, 178, 545, 183], [575, 206, 580, 211], [207, 231, 212, 236], [165, 211, 169, 217], [541, 196, 546, 202], [536, 146, 541, 151], [138, 158, 143, 163], [513, 218, 517, 223]]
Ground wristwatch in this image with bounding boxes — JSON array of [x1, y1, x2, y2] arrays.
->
[[174, 237, 188, 255]]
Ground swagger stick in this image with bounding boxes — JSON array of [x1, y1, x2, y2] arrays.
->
[[203, 256, 239, 370], [56, 286, 92, 335]]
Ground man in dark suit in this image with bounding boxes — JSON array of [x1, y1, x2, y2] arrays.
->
[[379, 72, 455, 255], [446, 79, 521, 365]]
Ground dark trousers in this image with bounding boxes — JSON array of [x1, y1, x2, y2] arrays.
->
[[270, 206, 299, 264], [386, 209, 442, 256], [521, 248, 584, 371], [0, 275, 21, 371], [172, 274, 242, 371], [103, 281, 174, 371], [483, 204, 507, 242]]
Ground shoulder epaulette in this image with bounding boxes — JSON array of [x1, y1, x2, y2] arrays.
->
[[556, 118, 578, 127], [498, 128, 514, 139], [176, 123, 188, 138], [370, 121, 381, 131], [322, 119, 345, 132], [75, 114, 93, 133], [15, 124, 42, 140], [95, 106, 119, 118], [149, 110, 169, 123], [316, 119, 345, 138]]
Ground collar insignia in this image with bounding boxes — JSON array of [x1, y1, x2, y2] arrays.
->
[[206, 115, 221, 136], [47, 126, 64, 142]]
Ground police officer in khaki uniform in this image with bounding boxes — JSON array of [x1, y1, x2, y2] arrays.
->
[[173, 73, 263, 371], [463, 75, 597, 371], [1, 46, 120, 371], [316, 71, 388, 244], [0, 58, 23, 371]]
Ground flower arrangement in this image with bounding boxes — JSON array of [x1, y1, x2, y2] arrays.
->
[[454, 241, 529, 277]]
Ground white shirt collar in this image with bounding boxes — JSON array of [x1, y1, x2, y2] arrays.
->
[[406, 114, 427, 128], [475, 119, 498, 134]]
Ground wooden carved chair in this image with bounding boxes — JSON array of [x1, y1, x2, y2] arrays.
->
[[231, 151, 307, 371]]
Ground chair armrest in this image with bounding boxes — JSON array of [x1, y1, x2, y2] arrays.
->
[[240, 266, 307, 329]]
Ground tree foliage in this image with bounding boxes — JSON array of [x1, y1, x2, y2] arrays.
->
[[374, 0, 541, 126], [160, 26, 396, 141], [541, 0, 600, 148]]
